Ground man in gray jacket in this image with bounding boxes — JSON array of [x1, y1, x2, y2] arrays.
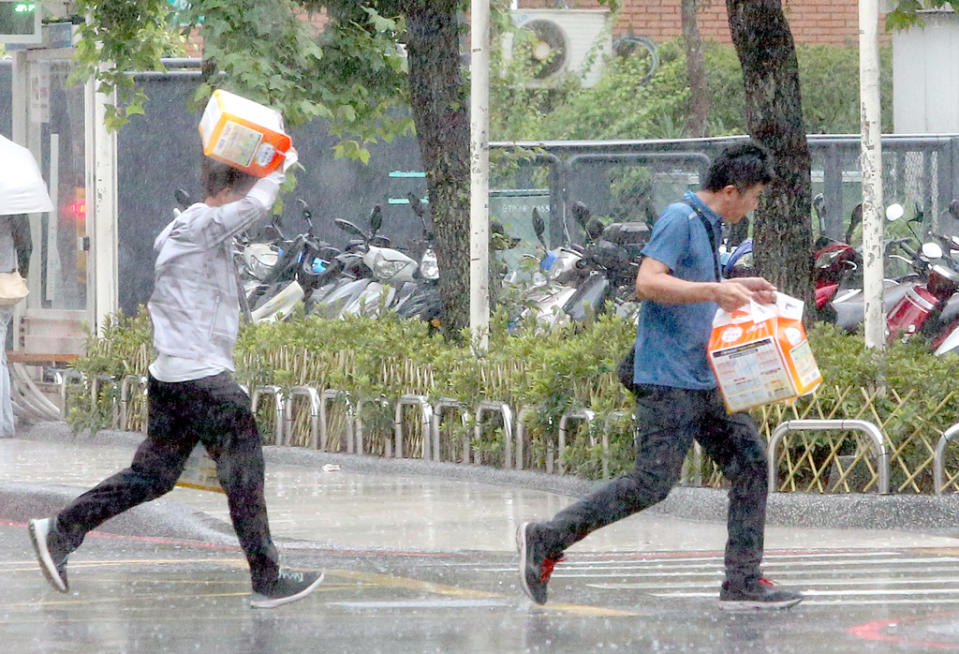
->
[[28, 149, 323, 609]]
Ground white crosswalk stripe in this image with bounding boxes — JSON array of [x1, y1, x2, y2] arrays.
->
[[495, 548, 959, 607]]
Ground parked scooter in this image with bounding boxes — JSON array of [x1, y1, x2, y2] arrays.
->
[[823, 203, 959, 346], [309, 205, 422, 319], [813, 199, 862, 319], [393, 193, 444, 326], [242, 199, 339, 323], [561, 202, 641, 322], [514, 202, 646, 330]]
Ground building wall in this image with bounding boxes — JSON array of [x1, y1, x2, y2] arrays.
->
[[519, 0, 880, 47], [181, 1, 877, 55]]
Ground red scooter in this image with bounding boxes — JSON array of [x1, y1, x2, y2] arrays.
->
[[813, 197, 861, 315], [819, 202, 959, 345]]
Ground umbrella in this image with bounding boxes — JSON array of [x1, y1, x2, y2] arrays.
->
[[0, 135, 54, 215]]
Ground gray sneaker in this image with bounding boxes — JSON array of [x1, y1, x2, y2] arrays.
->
[[718, 577, 803, 611], [250, 569, 325, 609], [28, 518, 71, 593]]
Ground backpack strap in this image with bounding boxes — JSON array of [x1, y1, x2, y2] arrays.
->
[[685, 202, 721, 282]]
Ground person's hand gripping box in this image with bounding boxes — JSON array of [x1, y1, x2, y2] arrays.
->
[[707, 291, 822, 413]]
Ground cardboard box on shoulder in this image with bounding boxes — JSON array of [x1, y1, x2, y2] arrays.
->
[[707, 292, 822, 413], [198, 89, 292, 177]]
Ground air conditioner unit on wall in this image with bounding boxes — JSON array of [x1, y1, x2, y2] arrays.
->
[[506, 9, 613, 88]]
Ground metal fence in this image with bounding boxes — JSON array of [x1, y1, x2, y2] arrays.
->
[[490, 135, 959, 251]]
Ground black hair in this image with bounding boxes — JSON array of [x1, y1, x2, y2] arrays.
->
[[702, 141, 775, 192], [201, 158, 258, 198]]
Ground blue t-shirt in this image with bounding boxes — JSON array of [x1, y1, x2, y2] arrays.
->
[[633, 191, 722, 390]]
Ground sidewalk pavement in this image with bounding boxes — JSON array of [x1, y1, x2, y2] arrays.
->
[[3, 420, 959, 554]]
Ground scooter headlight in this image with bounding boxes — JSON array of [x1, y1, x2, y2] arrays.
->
[[244, 244, 279, 280], [371, 252, 408, 280], [420, 249, 439, 280]]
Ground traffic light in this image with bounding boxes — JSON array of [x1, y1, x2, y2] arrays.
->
[[0, 1, 41, 44]]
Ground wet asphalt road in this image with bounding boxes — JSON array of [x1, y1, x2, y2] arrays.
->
[[4, 525, 959, 653], [5, 426, 959, 652]]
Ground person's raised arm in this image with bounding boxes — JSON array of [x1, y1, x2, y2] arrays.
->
[[190, 148, 299, 248]]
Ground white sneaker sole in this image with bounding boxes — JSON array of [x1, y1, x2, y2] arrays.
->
[[250, 571, 325, 609], [516, 521, 542, 604], [28, 518, 68, 593]]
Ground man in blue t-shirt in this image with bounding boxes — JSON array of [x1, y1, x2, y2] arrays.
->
[[517, 142, 803, 611]]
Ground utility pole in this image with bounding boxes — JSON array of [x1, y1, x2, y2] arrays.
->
[[859, 0, 885, 350], [470, 0, 491, 350]]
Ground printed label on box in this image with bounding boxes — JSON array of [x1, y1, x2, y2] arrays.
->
[[707, 292, 822, 413], [710, 338, 795, 411], [789, 339, 821, 388], [176, 446, 224, 494], [213, 120, 263, 168]]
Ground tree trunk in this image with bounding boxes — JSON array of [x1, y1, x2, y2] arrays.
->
[[682, 0, 708, 138], [726, 0, 813, 306], [402, 1, 471, 336]]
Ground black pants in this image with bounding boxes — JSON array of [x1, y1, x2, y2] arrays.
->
[[540, 385, 768, 584], [56, 373, 280, 592]]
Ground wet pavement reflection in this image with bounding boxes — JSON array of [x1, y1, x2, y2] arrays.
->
[[2, 435, 959, 652]]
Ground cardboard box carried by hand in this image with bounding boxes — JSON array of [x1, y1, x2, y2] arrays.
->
[[175, 445, 225, 494], [707, 292, 822, 413], [198, 89, 292, 177]]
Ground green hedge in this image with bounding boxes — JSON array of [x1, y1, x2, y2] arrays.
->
[[69, 309, 959, 490]]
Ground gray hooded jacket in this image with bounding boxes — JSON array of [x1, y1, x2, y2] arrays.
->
[[147, 171, 283, 371]]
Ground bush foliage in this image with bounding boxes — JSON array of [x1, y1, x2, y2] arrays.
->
[[70, 310, 959, 492], [490, 38, 893, 141]]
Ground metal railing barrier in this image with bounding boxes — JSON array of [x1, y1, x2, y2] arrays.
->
[[319, 389, 354, 453], [768, 419, 889, 495], [514, 406, 537, 470], [284, 386, 322, 450], [473, 401, 514, 468], [54, 369, 85, 419], [119, 374, 148, 433], [430, 398, 468, 463], [933, 423, 959, 494], [250, 385, 285, 446], [681, 442, 704, 487], [600, 411, 632, 480], [354, 397, 392, 457], [394, 394, 433, 459], [556, 409, 595, 475]]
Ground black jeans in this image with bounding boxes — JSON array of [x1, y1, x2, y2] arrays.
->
[[56, 373, 280, 592], [541, 385, 768, 584]]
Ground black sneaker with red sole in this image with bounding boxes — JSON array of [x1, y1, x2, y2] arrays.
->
[[718, 576, 803, 611], [516, 521, 564, 605]]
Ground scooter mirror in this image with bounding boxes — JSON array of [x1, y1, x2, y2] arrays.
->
[[585, 217, 605, 241], [571, 202, 591, 231], [407, 192, 425, 219], [174, 188, 192, 210], [885, 203, 905, 222], [333, 218, 368, 241], [813, 193, 825, 214], [531, 208, 548, 248], [922, 241, 944, 260], [296, 198, 313, 227], [369, 205, 383, 234]]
